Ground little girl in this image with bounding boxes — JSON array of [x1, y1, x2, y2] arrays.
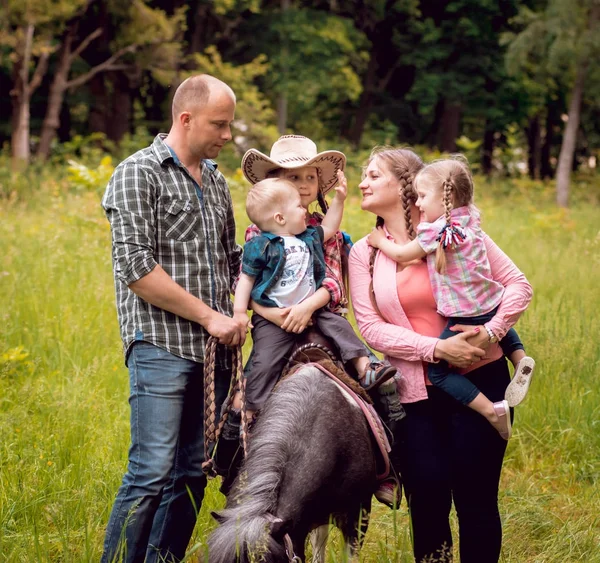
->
[[368, 157, 535, 440], [239, 135, 406, 506]]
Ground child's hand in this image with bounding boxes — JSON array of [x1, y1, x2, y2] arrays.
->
[[281, 301, 314, 334], [367, 227, 386, 249], [332, 170, 348, 203], [233, 311, 252, 332]]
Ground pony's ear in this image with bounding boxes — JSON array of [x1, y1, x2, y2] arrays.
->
[[211, 510, 225, 524], [269, 517, 288, 539]]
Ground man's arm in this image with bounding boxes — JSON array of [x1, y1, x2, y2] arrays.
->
[[104, 163, 246, 346], [129, 265, 247, 346]]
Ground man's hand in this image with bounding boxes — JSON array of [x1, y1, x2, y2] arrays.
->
[[205, 311, 248, 346]]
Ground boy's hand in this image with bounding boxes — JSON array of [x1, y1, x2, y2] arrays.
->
[[332, 170, 348, 203], [233, 311, 252, 345], [367, 227, 386, 249], [281, 301, 314, 334]]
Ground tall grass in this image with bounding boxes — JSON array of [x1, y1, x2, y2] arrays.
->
[[1, 162, 599, 562]]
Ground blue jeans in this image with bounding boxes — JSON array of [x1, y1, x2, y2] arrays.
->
[[428, 307, 523, 405], [101, 342, 229, 563]]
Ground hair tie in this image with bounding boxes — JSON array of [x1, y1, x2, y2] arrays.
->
[[437, 221, 466, 249]]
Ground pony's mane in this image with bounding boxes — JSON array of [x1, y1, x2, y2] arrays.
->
[[207, 365, 332, 562]]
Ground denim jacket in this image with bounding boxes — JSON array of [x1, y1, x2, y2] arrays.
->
[[242, 226, 326, 307]]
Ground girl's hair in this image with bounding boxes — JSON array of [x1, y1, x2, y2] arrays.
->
[[414, 156, 474, 274], [266, 167, 329, 215], [364, 147, 425, 315], [246, 178, 296, 231]]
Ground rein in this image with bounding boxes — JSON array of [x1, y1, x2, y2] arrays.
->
[[202, 336, 248, 476]]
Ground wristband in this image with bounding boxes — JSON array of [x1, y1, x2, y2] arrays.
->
[[484, 325, 498, 344]]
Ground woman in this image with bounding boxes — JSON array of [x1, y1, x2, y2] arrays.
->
[[348, 147, 533, 563]]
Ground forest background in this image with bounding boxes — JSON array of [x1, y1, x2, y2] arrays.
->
[[1, 0, 599, 561]]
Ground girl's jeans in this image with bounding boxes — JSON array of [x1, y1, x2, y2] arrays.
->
[[101, 342, 229, 563], [428, 306, 524, 405]]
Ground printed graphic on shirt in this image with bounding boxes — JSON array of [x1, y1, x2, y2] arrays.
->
[[268, 236, 316, 307]]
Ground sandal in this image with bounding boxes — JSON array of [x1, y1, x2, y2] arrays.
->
[[505, 356, 535, 407], [493, 399, 512, 440], [361, 362, 397, 391]]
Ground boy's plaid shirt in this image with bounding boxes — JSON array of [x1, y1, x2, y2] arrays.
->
[[245, 211, 348, 313], [102, 135, 242, 363]]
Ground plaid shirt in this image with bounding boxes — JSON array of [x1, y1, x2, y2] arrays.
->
[[102, 134, 242, 363], [245, 211, 349, 313], [417, 205, 504, 317]]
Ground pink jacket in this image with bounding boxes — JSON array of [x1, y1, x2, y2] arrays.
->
[[349, 231, 533, 403]]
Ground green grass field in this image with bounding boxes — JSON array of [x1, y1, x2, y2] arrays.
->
[[1, 162, 599, 562]]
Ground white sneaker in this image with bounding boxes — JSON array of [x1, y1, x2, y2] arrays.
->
[[505, 356, 535, 407]]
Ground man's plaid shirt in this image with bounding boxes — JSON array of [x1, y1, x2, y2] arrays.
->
[[102, 135, 242, 363]]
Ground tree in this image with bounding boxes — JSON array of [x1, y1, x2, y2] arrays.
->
[[36, 0, 185, 160], [1, 0, 88, 168], [555, 1, 600, 206]]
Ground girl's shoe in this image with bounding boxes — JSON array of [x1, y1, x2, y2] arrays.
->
[[374, 477, 402, 508], [493, 399, 512, 440], [505, 356, 535, 407]]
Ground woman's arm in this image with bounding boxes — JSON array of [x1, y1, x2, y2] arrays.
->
[[349, 240, 483, 366], [483, 233, 533, 340]]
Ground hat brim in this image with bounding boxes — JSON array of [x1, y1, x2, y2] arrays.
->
[[242, 149, 346, 195]]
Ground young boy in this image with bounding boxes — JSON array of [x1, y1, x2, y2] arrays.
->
[[233, 177, 397, 416]]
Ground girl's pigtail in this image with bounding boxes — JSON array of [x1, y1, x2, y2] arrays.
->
[[400, 170, 417, 240], [435, 177, 466, 274]]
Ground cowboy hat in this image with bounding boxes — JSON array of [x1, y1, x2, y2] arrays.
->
[[241, 135, 346, 194]]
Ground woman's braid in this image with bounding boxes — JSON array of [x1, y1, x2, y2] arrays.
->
[[400, 170, 417, 240]]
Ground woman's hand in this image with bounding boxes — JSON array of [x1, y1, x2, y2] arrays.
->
[[367, 227, 386, 249], [433, 328, 487, 368], [450, 324, 490, 350]]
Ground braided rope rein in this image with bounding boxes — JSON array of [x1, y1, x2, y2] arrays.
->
[[202, 337, 248, 477]]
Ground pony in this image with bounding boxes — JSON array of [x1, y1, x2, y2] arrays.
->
[[206, 360, 379, 562]]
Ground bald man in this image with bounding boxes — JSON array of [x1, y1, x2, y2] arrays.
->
[[101, 75, 248, 562]]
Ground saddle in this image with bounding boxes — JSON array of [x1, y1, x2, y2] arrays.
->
[[281, 327, 391, 480]]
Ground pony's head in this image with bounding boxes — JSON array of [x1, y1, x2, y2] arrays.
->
[[207, 510, 290, 562]]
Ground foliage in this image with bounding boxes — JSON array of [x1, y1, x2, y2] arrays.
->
[[190, 46, 279, 152], [1, 161, 599, 561]]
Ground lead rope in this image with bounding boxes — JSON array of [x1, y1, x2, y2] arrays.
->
[[284, 534, 302, 563], [202, 337, 248, 477]]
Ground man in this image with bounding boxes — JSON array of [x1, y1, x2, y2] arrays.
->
[[101, 74, 248, 563]]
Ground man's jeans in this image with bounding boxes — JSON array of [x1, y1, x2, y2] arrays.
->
[[101, 342, 229, 563]]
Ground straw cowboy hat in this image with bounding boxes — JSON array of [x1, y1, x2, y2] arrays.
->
[[241, 135, 346, 194]]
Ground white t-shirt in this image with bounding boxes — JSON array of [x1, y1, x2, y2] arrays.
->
[[267, 236, 316, 307]]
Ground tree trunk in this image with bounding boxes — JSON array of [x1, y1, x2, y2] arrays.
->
[[541, 105, 554, 179], [525, 114, 541, 180], [481, 126, 495, 175], [37, 33, 74, 160], [348, 49, 377, 147], [106, 71, 133, 142], [556, 63, 586, 207], [437, 100, 461, 153], [10, 24, 35, 169]]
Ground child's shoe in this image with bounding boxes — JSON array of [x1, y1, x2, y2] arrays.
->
[[361, 362, 397, 391], [505, 356, 535, 407], [374, 477, 402, 508], [492, 399, 512, 440]]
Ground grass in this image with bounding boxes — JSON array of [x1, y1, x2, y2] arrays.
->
[[0, 160, 599, 562]]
